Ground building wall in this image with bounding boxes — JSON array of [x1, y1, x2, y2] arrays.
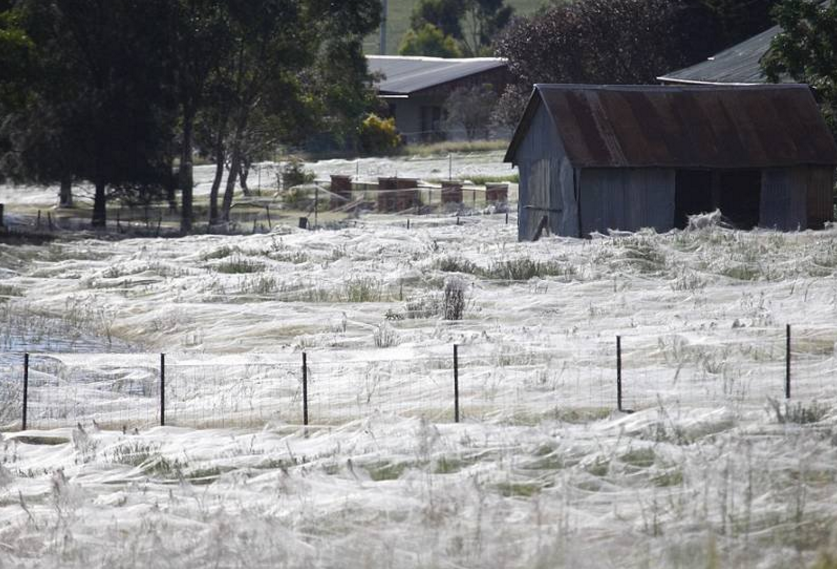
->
[[579, 169, 676, 235], [803, 166, 835, 229], [749, 166, 833, 230], [760, 168, 808, 230], [391, 94, 445, 143], [513, 102, 579, 240], [390, 100, 423, 143]]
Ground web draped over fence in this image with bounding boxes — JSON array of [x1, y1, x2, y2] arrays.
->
[[1, 326, 836, 431]]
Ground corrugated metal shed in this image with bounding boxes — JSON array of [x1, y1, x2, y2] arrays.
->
[[367, 55, 507, 96], [505, 84, 837, 169], [658, 26, 785, 85]]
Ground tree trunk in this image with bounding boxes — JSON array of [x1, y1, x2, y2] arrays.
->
[[166, 159, 177, 213], [209, 143, 225, 225], [220, 140, 242, 223], [59, 174, 73, 208], [220, 113, 247, 223], [239, 156, 251, 196], [179, 108, 195, 233], [92, 181, 106, 228]]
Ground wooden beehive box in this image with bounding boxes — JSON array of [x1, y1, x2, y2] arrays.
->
[[330, 175, 352, 209], [441, 181, 463, 204], [377, 177, 419, 212], [486, 183, 508, 203]]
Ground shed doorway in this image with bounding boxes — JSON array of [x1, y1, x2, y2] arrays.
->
[[674, 170, 713, 229], [719, 170, 761, 229]]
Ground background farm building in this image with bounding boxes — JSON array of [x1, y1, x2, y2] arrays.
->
[[368, 55, 511, 143]]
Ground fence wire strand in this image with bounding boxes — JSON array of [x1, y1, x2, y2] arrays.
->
[[1, 326, 835, 431]]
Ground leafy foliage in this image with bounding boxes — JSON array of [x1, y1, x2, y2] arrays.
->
[[0, 0, 381, 230], [358, 114, 402, 156], [281, 158, 316, 189], [495, 0, 783, 129], [0, 8, 34, 110], [3, 0, 178, 227], [399, 22, 462, 57], [762, 0, 837, 134], [403, 0, 512, 57], [410, 0, 464, 38]]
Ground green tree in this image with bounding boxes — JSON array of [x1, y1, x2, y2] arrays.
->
[[702, 0, 782, 47], [460, 0, 514, 57], [305, 0, 382, 152], [762, 0, 837, 133], [0, 6, 33, 110], [494, 0, 779, 131], [203, 0, 381, 224], [167, 0, 233, 231], [399, 23, 462, 57], [0, 4, 34, 185], [410, 0, 464, 38], [2, 0, 381, 230], [405, 0, 512, 57], [1, 0, 176, 226]]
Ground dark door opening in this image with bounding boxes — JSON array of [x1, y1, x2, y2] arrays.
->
[[719, 170, 761, 229], [674, 170, 713, 229]]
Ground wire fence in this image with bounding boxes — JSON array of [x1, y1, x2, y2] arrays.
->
[[1, 325, 836, 431]]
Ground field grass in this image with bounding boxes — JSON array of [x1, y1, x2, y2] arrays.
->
[[364, 0, 549, 55]]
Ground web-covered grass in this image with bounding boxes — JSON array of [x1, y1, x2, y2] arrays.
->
[[2, 215, 837, 566]]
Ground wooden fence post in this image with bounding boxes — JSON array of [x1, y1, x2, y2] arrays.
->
[[453, 344, 460, 423], [22, 353, 29, 431], [302, 352, 309, 426], [616, 336, 623, 412], [160, 353, 166, 426], [785, 324, 791, 400]]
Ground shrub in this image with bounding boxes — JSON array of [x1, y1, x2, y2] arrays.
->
[[443, 277, 467, 320], [437, 256, 478, 275], [767, 398, 829, 424], [281, 157, 315, 189], [436, 255, 576, 281], [358, 114, 402, 156], [214, 257, 263, 274], [344, 277, 383, 302], [405, 294, 443, 319], [373, 322, 399, 348]]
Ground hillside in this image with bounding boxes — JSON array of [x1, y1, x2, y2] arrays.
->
[[363, 0, 548, 55]]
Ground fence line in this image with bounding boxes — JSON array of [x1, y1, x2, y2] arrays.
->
[[2, 324, 835, 432]]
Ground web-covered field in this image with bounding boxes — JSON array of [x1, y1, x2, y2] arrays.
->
[[1, 207, 837, 567]]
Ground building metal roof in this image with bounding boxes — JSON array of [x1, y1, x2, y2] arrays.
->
[[658, 26, 785, 85], [367, 55, 507, 97], [505, 84, 837, 169]]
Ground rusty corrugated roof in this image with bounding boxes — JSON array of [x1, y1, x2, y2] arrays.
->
[[504, 84, 837, 168]]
